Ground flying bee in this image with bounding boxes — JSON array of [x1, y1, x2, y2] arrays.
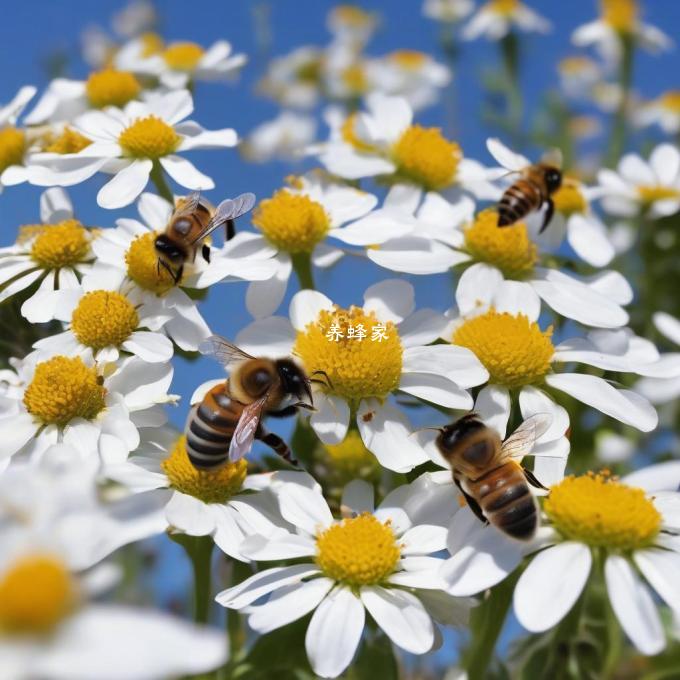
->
[[154, 190, 256, 283], [185, 335, 331, 470], [435, 413, 552, 541], [488, 138, 563, 234]]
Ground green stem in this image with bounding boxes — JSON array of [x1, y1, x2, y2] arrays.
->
[[463, 568, 521, 677], [291, 251, 315, 290], [606, 33, 634, 167], [500, 32, 523, 142], [226, 561, 250, 661], [150, 160, 175, 204], [171, 534, 214, 624]]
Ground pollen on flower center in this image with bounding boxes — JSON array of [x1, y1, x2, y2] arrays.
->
[[43, 127, 92, 154], [341, 64, 368, 96], [162, 42, 204, 71], [71, 291, 139, 351], [660, 91, 680, 113], [464, 209, 537, 279], [125, 231, 177, 294], [601, 0, 637, 33], [0, 554, 77, 634], [86, 69, 141, 109], [545, 472, 661, 550], [139, 32, 164, 57], [0, 126, 26, 173], [553, 182, 588, 216], [389, 50, 428, 70], [294, 306, 403, 408], [453, 309, 554, 389], [316, 513, 401, 587], [161, 436, 247, 504], [24, 356, 106, 427], [30, 220, 90, 269], [392, 125, 461, 191], [119, 115, 180, 159], [489, 0, 520, 15], [253, 189, 330, 253], [638, 185, 680, 205]]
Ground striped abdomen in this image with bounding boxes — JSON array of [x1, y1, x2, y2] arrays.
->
[[465, 462, 537, 540], [185, 383, 243, 470], [497, 179, 544, 228]]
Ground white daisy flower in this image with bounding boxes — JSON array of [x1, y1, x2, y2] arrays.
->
[[365, 50, 451, 111], [441, 278, 659, 433], [0, 188, 94, 313], [23, 69, 143, 126], [105, 429, 285, 561], [327, 5, 378, 49], [557, 56, 602, 99], [572, 0, 672, 64], [115, 37, 246, 90], [259, 47, 325, 110], [636, 312, 680, 405], [0, 85, 37, 190], [635, 90, 680, 135], [112, 0, 158, 39], [315, 93, 500, 198], [598, 143, 680, 218], [27, 90, 238, 209], [0, 351, 175, 467], [423, 0, 475, 23], [31, 280, 173, 364], [216, 473, 472, 678], [241, 111, 317, 163], [89, 192, 275, 351], [236, 279, 489, 472], [242, 172, 377, 318], [462, 0, 551, 41]]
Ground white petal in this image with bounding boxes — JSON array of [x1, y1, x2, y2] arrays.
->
[[634, 548, 680, 614], [493, 281, 542, 320], [650, 144, 680, 186], [654, 311, 680, 345], [399, 372, 473, 409], [367, 237, 465, 274], [518, 386, 569, 443], [245, 254, 292, 319], [398, 309, 448, 347], [400, 524, 448, 554], [235, 317, 296, 357], [310, 392, 350, 445], [402, 345, 488, 388], [122, 332, 173, 362], [97, 160, 152, 209], [159, 155, 214, 190], [240, 532, 316, 561], [137, 191, 173, 231], [474, 384, 511, 438], [514, 543, 591, 632], [40, 187, 73, 222], [165, 492, 215, 535], [341, 479, 374, 515], [363, 279, 415, 323], [456, 263, 504, 316], [567, 214, 614, 267], [623, 461, 680, 493], [277, 483, 333, 534], [605, 554, 665, 656], [486, 137, 530, 171], [289, 289, 334, 330], [0, 413, 36, 459]]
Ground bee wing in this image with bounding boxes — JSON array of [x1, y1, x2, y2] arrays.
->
[[172, 190, 203, 218], [541, 147, 563, 169], [198, 334, 256, 369], [228, 395, 267, 462], [501, 413, 553, 460], [189, 192, 256, 245], [487, 137, 531, 171]]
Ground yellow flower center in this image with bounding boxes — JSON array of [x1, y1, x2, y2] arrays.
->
[[253, 189, 330, 253], [30, 220, 90, 269], [125, 231, 176, 294], [660, 91, 680, 114], [489, 0, 520, 16], [139, 32, 164, 57], [453, 310, 553, 389], [161, 436, 247, 504], [464, 209, 537, 279], [323, 430, 380, 478], [118, 115, 180, 159], [389, 50, 428, 70], [162, 42, 204, 71], [341, 113, 376, 153], [43, 127, 92, 154], [0, 554, 77, 634], [601, 0, 638, 32], [341, 64, 368, 96], [392, 125, 461, 191], [559, 56, 595, 76], [316, 513, 400, 587], [294, 306, 403, 408], [0, 126, 26, 173], [71, 291, 139, 351], [545, 472, 661, 551], [638, 185, 680, 205], [553, 181, 588, 216], [332, 5, 374, 28], [86, 69, 141, 109], [23, 356, 106, 427]]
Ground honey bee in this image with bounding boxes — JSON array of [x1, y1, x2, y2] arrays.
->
[[154, 191, 256, 283], [490, 138, 563, 234], [185, 335, 330, 470], [435, 413, 552, 541]]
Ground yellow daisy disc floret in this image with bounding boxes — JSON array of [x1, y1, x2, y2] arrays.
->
[[162, 436, 248, 504], [23, 356, 107, 427], [0, 126, 26, 173], [601, 0, 638, 33], [637, 185, 680, 206], [43, 127, 92, 154], [253, 189, 330, 253], [553, 181, 588, 217], [119, 115, 180, 159], [464, 209, 537, 279], [316, 513, 401, 587], [30, 220, 90, 269], [125, 231, 176, 294], [0, 554, 77, 634], [545, 472, 661, 551], [453, 309, 553, 389], [163, 42, 204, 71], [86, 69, 141, 109], [71, 290, 139, 351], [294, 306, 403, 408], [391, 125, 461, 191]]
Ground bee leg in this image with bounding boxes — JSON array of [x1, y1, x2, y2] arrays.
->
[[267, 405, 299, 419], [523, 468, 549, 491], [258, 430, 299, 467], [158, 258, 177, 282], [202, 244, 211, 263], [311, 370, 334, 389], [539, 198, 555, 233], [225, 219, 236, 241], [454, 477, 488, 525], [173, 264, 183, 284]]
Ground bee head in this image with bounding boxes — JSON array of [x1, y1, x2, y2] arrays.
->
[[544, 167, 562, 194], [154, 234, 185, 262], [276, 359, 313, 405]]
